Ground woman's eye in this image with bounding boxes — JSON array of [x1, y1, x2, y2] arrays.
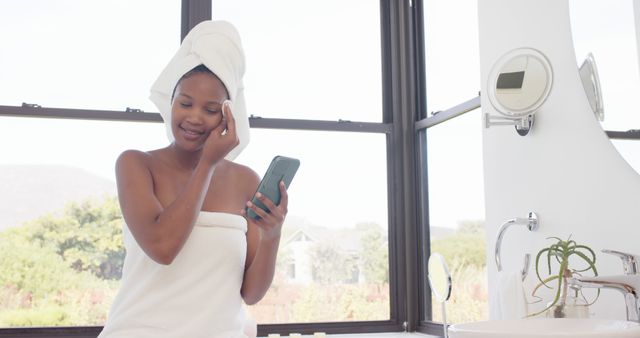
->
[[206, 106, 223, 114], [180, 102, 192, 108]]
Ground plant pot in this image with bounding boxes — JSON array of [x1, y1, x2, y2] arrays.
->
[[545, 293, 590, 319]]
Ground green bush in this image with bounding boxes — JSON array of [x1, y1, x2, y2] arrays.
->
[[0, 230, 93, 300], [0, 196, 122, 327], [26, 196, 125, 280], [431, 220, 486, 268], [0, 305, 70, 327]]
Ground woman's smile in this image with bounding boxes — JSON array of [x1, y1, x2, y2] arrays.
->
[[179, 124, 206, 141]]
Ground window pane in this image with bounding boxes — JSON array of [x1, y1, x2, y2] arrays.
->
[[211, 0, 383, 122], [0, 1, 180, 112], [425, 110, 488, 323], [611, 140, 640, 173], [423, 0, 480, 115], [235, 129, 391, 323], [423, 0, 486, 324], [0, 117, 166, 327]]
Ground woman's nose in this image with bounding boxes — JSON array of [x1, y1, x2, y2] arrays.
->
[[185, 110, 205, 125]]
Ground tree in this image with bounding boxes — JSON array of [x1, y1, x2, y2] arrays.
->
[[0, 196, 123, 326], [431, 220, 486, 268], [0, 229, 93, 300], [358, 222, 388, 284], [309, 241, 358, 285], [25, 196, 125, 280], [457, 220, 485, 235], [0, 227, 110, 326]]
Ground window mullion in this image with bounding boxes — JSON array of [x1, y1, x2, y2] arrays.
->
[[181, 0, 212, 41]]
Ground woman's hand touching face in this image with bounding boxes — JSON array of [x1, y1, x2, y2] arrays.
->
[[202, 100, 239, 164]]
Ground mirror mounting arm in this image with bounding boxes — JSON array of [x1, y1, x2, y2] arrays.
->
[[485, 113, 535, 136]]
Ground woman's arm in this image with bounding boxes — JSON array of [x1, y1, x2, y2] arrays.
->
[[241, 182, 289, 305], [116, 150, 216, 265]]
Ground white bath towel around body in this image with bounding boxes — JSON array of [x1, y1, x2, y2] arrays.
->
[[98, 212, 252, 338]]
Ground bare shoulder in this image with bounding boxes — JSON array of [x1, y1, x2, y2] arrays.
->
[[117, 149, 150, 163], [116, 149, 152, 172], [114, 150, 157, 213], [224, 161, 260, 195], [115, 149, 167, 185]]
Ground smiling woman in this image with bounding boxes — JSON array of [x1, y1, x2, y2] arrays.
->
[[96, 20, 279, 338]]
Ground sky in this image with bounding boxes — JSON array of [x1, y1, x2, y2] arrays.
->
[[1, 0, 639, 231]]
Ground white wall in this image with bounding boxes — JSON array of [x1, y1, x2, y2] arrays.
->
[[479, 0, 640, 320], [635, 0, 640, 75]]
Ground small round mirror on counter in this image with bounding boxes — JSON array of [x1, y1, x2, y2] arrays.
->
[[428, 252, 452, 303], [428, 252, 452, 338]]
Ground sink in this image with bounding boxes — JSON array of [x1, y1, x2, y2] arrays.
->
[[448, 318, 640, 337]]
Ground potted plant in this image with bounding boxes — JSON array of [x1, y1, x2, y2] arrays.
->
[[529, 236, 599, 318]]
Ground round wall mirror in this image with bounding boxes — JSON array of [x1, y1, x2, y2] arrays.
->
[[488, 48, 554, 118], [428, 252, 452, 303], [578, 53, 604, 121]]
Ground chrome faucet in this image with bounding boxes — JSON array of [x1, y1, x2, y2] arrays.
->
[[568, 249, 640, 322]]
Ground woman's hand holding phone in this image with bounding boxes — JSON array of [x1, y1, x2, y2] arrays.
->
[[242, 181, 289, 241], [242, 156, 299, 240]]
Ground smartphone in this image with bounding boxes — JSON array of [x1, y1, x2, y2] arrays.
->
[[246, 156, 300, 220]]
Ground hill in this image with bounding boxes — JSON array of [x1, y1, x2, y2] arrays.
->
[[0, 165, 116, 230]]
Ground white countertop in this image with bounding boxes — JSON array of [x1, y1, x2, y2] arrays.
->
[[262, 333, 439, 338], [327, 333, 438, 338]]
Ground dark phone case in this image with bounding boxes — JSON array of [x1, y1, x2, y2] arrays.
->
[[247, 156, 300, 220]]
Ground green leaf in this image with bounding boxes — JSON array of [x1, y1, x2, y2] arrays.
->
[[573, 244, 597, 265], [569, 250, 598, 275], [535, 248, 552, 286]]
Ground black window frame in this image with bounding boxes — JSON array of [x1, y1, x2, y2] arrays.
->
[[0, 0, 449, 336]]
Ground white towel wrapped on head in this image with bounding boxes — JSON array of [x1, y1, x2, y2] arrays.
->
[[149, 20, 250, 160]]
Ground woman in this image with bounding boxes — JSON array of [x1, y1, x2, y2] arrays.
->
[[98, 21, 284, 338]]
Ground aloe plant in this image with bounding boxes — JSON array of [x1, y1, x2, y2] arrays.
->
[[529, 236, 599, 318]]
